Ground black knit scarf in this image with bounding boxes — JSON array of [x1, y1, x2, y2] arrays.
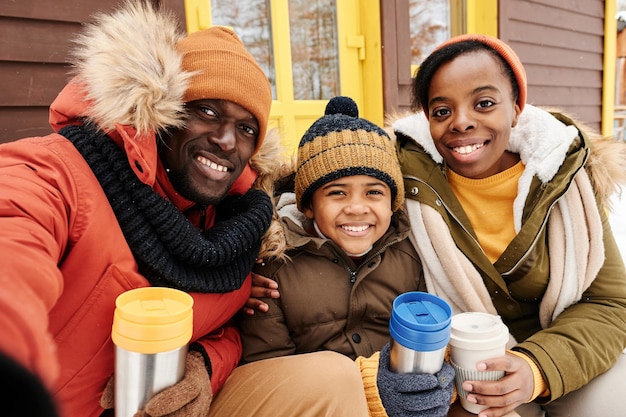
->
[[59, 124, 273, 293]]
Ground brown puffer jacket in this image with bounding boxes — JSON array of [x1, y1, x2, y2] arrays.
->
[[240, 192, 425, 363]]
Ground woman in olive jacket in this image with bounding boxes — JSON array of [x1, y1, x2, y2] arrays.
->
[[394, 34, 626, 416]]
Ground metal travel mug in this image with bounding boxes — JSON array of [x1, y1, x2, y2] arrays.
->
[[111, 287, 194, 417], [389, 292, 452, 374]]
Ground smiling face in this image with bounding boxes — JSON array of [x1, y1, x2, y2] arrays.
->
[[159, 99, 259, 206], [303, 175, 393, 257], [427, 50, 522, 179]]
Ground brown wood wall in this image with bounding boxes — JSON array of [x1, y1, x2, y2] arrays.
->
[[0, 0, 185, 143], [380, 0, 413, 119], [499, 0, 605, 132], [616, 25, 626, 105]]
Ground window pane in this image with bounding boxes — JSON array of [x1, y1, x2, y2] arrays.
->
[[409, 0, 450, 65], [210, 0, 276, 99], [288, 0, 340, 100]]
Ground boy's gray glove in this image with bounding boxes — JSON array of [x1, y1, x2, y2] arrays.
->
[[377, 343, 454, 417]]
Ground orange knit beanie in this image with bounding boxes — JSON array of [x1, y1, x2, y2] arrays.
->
[[177, 27, 272, 152], [435, 34, 527, 112]]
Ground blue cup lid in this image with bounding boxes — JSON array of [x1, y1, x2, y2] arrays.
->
[[389, 292, 452, 352]]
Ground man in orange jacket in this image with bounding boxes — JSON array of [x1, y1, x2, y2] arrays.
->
[[0, 3, 278, 416]]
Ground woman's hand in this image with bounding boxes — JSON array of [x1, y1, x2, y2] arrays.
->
[[460, 352, 533, 417], [242, 272, 280, 315]]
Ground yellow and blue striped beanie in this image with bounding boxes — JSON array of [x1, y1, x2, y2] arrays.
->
[[295, 96, 404, 212]]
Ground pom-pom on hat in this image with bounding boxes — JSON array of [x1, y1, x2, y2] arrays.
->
[[434, 34, 527, 113], [295, 96, 405, 212], [177, 27, 272, 153]]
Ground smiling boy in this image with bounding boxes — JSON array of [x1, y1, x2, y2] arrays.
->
[[207, 96, 454, 417]]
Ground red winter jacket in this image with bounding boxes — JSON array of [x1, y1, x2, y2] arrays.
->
[[0, 79, 257, 417]]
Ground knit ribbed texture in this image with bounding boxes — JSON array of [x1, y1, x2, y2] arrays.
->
[[509, 349, 550, 401], [294, 96, 404, 212], [355, 351, 389, 417], [434, 34, 527, 112], [377, 343, 455, 417], [177, 27, 272, 153], [60, 124, 273, 293], [356, 348, 458, 417]]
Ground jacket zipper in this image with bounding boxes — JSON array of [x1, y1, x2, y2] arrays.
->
[[332, 239, 400, 283]]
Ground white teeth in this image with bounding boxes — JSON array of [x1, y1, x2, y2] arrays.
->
[[453, 143, 484, 155], [343, 225, 369, 232], [197, 155, 228, 172]]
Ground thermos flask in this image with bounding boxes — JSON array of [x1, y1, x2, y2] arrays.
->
[[389, 291, 452, 374], [111, 287, 194, 417]]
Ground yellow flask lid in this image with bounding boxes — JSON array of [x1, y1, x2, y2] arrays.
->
[[112, 287, 193, 354]]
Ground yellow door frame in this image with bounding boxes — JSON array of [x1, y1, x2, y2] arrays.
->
[[465, 0, 497, 36], [339, 0, 384, 127]]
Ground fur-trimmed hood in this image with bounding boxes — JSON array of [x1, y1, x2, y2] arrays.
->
[[50, 2, 189, 135], [255, 155, 297, 260], [390, 105, 626, 217]]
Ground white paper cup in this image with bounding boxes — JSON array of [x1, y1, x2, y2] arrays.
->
[[449, 312, 509, 414]]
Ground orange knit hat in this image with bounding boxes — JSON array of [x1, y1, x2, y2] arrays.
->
[[177, 27, 272, 153], [435, 34, 527, 112]]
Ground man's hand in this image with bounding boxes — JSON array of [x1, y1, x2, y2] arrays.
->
[[137, 351, 212, 417], [242, 271, 280, 315], [100, 351, 213, 417], [460, 352, 533, 417]]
